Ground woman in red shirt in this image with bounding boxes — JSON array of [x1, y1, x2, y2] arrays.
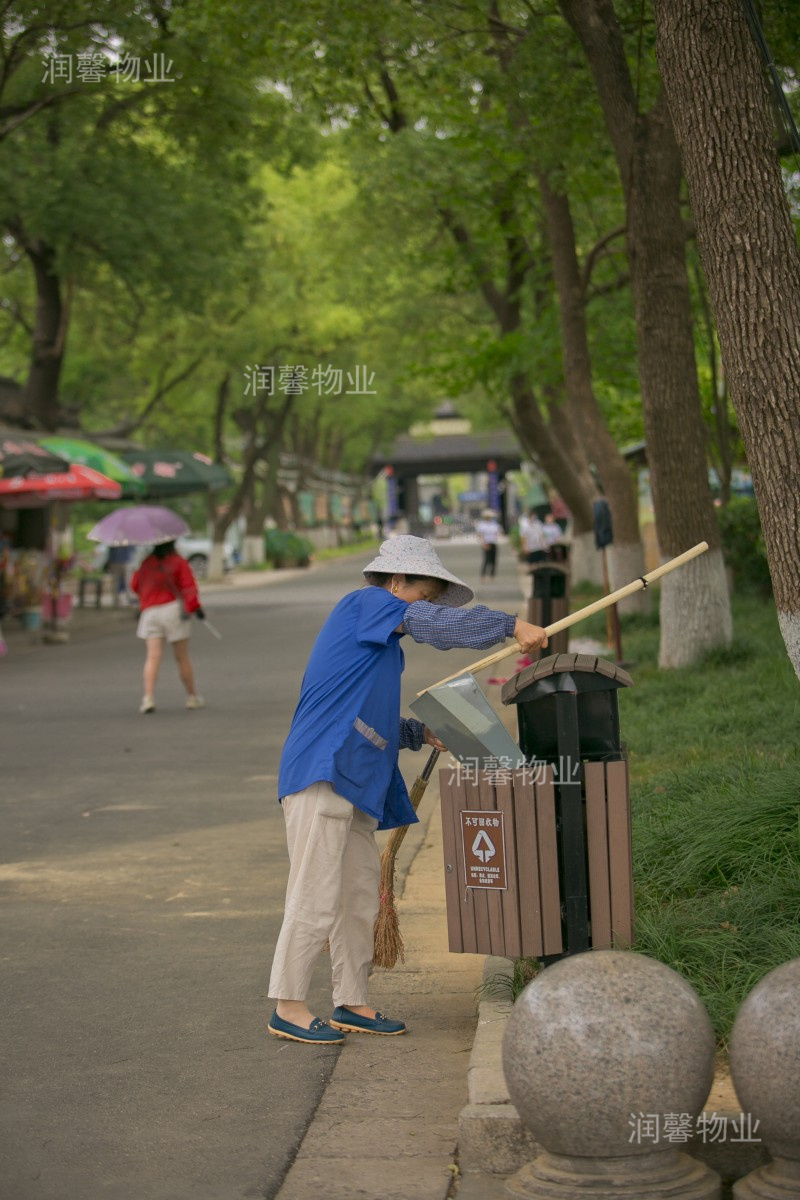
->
[[130, 540, 205, 714]]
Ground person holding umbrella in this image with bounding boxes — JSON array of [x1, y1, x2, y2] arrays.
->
[[131, 541, 206, 713], [88, 506, 207, 714]]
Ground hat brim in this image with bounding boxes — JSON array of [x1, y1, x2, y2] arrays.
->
[[362, 552, 474, 608]]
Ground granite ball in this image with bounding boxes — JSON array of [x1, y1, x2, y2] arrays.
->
[[502, 949, 715, 1157], [730, 958, 800, 1161]]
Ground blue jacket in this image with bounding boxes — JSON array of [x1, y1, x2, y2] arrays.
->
[[278, 587, 418, 831]]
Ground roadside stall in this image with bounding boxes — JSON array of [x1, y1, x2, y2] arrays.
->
[[0, 466, 121, 640]]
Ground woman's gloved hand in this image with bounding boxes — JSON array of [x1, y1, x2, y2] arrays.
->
[[195, 607, 206, 620]]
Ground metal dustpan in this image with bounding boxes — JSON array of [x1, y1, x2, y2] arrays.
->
[[411, 543, 711, 769], [410, 674, 526, 769]]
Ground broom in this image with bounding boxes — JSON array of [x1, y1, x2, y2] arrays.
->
[[373, 747, 440, 969]]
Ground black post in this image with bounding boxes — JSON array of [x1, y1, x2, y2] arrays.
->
[[538, 568, 553, 631], [554, 690, 589, 954]]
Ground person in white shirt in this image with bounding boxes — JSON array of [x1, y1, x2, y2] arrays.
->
[[475, 508, 502, 578], [542, 512, 565, 560], [522, 508, 549, 563]]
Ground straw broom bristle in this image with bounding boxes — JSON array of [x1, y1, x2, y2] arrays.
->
[[373, 841, 405, 968], [373, 748, 439, 969]]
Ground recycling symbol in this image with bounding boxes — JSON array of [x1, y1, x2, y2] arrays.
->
[[472, 830, 496, 864]]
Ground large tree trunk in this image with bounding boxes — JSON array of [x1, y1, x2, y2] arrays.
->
[[509, 375, 594, 534], [21, 236, 67, 431], [510, 380, 606, 586], [538, 173, 648, 611], [559, 0, 732, 666], [243, 393, 295, 561], [441, 207, 599, 573], [208, 373, 234, 581], [628, 93, 731, 662], [654, 0, 800, 679]]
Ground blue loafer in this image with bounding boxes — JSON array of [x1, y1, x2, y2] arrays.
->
[[267, 1010, 346, 1044], [329, 1006, 407, 1036]]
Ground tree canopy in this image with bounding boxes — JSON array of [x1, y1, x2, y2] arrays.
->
[[1, 0, 799, 667]]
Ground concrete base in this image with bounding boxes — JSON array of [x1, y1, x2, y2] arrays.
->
[[734, 1158, 800, 1198], [505, 1149, 721, 1199]]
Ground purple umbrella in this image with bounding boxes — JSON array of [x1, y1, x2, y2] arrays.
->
[[87, 505, 189, 547]]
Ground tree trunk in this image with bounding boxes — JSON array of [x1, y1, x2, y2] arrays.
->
[[22, 237, 66, 431], [691, 257, 734, 506], [441, 207, 598, 566], [509, 375, 594, 534], [559, 0, 731, 665], [628, 92, 731, 664], [206, 373, 233, 581], [653, 0, 800, 678], [538, 173, 648, 611], [246, 397, 295, 548]]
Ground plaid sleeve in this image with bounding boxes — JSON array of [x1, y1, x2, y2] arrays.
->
[[399, 717, 426, 751], [402, 601, 516, 650]]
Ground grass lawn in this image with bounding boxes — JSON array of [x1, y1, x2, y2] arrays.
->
[[571, 583, 800, 1044]]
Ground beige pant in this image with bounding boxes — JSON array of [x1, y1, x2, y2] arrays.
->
[[268, 781, 380, 1007]]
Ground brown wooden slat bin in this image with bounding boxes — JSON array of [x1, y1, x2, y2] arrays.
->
[[439, 653, 635, 962], [440, 760, 633, 957]]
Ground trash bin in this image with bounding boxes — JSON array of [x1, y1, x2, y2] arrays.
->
[[503, 652, 634, 962], [438, 653, 634, 965], [527, 563, 570, 658]]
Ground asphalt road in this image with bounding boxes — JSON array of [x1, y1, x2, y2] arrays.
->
[[0, 540, 519, 1200]]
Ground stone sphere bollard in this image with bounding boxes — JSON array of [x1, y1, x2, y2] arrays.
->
[[502, 950, 721, 1199], [730, 958, 800, 1198]]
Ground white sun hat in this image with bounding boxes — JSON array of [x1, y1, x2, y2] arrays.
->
[[362, 535, 474, 607]]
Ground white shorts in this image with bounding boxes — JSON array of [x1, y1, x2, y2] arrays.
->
[[136, 600, 190, 643]]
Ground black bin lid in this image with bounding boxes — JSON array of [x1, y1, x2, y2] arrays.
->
[[526, 562, 570, 576], [501, 652, 633, 706]]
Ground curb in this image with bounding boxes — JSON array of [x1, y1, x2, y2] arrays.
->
[[457, 957, 539, 1181]]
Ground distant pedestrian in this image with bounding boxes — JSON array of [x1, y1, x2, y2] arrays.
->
[[549, 493, 570, 534], [543, 512, 569, 562], [106, 544, 134, 606], [475, 509, 501, 578], [522, 508, 549, 564], [267, 536, 548, 1044], [130, 541, 206, 714]]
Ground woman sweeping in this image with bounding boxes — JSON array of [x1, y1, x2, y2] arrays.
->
[[267, 536, 547, 1044]]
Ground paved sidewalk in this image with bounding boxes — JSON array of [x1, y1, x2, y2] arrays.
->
[[5, 550, 762, 1197], [275, 781, 484, 1200]]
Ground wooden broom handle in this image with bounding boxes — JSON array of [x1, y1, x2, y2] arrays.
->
[[382, 748, 440, 860], [416, 541, 709, 695]]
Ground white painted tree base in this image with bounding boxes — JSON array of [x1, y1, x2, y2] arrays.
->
[[242, 535, 265, 567], [658, 547, 732, 668], [609, 541, 651, 616], [206, 544, 227, 581], [777, 611, 800, 682], [569, 533, 604, 586]]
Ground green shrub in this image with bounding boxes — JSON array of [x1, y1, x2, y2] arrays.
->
[[264, 528, 313, 568], [717, 497, 772, 593]]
